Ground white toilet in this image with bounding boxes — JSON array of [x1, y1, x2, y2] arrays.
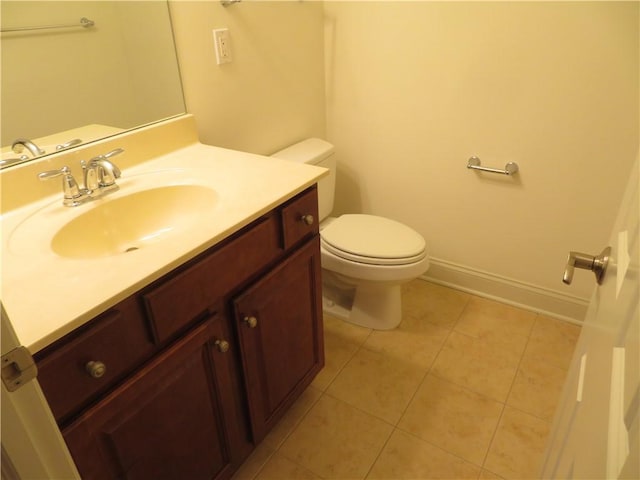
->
[[272, 138, 429, 330]]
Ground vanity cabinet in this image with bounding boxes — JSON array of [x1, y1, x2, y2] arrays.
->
[[34, 186, 324, 480]]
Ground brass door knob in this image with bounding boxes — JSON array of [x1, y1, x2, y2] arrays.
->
[[243, 316, 258, 328], [215, 339, 230, 353], [85, 360, 106, 379], [301, 214, 315, 225]]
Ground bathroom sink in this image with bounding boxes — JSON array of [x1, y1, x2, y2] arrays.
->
[[50, 184, 218, 259]]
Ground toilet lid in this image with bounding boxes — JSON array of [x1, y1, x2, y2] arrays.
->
[[321, 214, 426, 266]]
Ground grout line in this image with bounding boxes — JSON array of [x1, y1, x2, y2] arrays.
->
[[480, 323, 531, 471], [267, 387, 324, 451], [392, 427, 486, 473], [323, 339, 366, 392], [481, 402, 507, 472], [362, 426, 396, 480], [322, 390, 397, 429]]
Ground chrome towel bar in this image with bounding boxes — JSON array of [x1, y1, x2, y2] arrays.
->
[[1, 17, 95, 33], [467, 156, 519, 175]]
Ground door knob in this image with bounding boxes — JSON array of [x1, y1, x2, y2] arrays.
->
[[214, 339, 230, 353], [563, 246, 611, 285], [300, 214, 315, 225], [243, 316, 258, 328], [85, 360, 107, 379]]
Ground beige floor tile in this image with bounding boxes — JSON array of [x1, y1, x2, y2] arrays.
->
[[325, 313, 373, 344], [279, 395, 393, 479], [327, 346, 426, 424], [263, 385, 323, 449], [525, 315, 581, 370], [402, 280, 470, 329], [507, 352, 568, 421], [484, 406, 551, 479], [431, 331, 521, 402], [364, 314, 450, 370], [454, 296, 535, 355], [232, 442, 276, 480], [367, 429, 481, 479], [255, 452, 321, 480], [312, 315, 371, 391], [398, 375, 503, 465]]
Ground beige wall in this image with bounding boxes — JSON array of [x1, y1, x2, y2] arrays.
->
[[169, 0, 326, 155], [324, 1, 639, 305], [1, 1, 183, 144]]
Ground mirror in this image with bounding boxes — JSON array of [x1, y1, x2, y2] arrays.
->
[[0, 1, 185, 169]]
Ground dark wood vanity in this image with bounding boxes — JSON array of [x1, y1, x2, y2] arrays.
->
[[34, 186, 324, 480]]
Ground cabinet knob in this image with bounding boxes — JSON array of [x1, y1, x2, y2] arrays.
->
[[214, 339, 230, 353], [85, 360, 106, 379], [243, 316, 258, 328], [300, 214, 315, 226]]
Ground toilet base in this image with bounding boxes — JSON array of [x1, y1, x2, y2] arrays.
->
[[321, 279, 354, 320], [349, 283, 402, 330], [322, 275, 402, 330]]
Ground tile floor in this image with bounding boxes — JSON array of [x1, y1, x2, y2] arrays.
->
[[233, 279, 581, 480]]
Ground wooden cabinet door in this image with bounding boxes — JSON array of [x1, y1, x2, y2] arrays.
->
[[63, 318, 237, 480], [233, 237, 324, 442]]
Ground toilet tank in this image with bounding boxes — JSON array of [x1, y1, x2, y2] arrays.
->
[[271, 138, 336, 221]]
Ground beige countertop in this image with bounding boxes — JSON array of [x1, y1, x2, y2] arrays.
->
[[0, 116, 326, 353]]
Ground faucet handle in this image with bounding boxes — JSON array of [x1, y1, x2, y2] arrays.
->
[[38, 166, 85, 206], [38, 165, 73, 181], [90, 148, 123, 186], [90, 148, 124, 163], [103, 148, 124, 159]]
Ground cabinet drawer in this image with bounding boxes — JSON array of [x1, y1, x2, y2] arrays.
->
[[143, 215, 280, 343], [280, 187, 319, 250], [35, 296, 154, 424]]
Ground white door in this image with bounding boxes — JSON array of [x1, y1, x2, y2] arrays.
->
[[541, 155, 639, 479], [1, 304, 80, 479]]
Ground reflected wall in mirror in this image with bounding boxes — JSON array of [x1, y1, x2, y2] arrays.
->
[[1, 1, 185, 168]]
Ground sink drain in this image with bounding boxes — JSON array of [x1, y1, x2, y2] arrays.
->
[[124, 246, 140, 253]]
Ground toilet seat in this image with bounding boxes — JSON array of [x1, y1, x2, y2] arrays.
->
[[320, 214, 426, 266]]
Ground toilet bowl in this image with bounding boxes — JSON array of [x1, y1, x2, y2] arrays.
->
[[319, 214, 429, 329], [271, 138, 429, 330]]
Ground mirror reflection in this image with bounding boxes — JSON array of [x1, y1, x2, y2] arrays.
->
[[1, 1, 185, 169]]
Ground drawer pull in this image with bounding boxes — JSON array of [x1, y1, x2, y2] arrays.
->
[[214, 339, 230, 353], [243, 316, 258, 328], [301, 214, 315, 226], [85, 360, 107, 379]]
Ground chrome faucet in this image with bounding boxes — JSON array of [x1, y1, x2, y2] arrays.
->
[[38, 148, 124, 206], [12, 138, 45, 158], [82, 148, 123, 193]]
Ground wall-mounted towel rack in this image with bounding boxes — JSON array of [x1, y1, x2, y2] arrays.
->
[[1, 17, 95, 33], [467, 156, 519, 175]]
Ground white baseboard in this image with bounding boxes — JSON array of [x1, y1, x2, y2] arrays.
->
[[422, 258, 589, 325]]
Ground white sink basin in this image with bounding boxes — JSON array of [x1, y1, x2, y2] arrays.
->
[[50, 185, 218, 259], [8, 174, 219, 260]]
